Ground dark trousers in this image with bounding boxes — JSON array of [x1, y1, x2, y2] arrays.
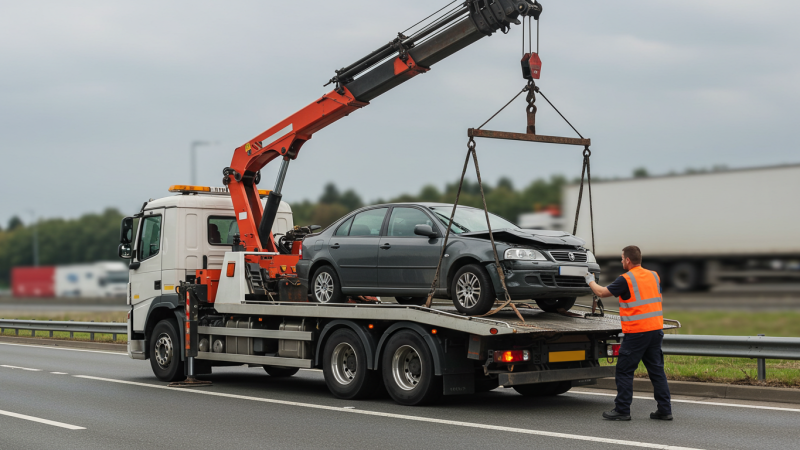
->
[[615, 329, 672, 415]]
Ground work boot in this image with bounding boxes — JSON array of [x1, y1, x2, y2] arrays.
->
[[650, 410, 673, 421], [602, 409, 631, 421]]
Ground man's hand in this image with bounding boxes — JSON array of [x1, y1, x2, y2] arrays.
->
[[584, 272, 596, 285]]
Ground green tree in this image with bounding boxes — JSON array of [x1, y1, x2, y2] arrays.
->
[[319, 183, 341, 204], [632, 167, 649, 178], [7, 216, 23, 231]]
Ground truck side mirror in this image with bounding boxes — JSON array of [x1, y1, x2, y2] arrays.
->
[[118, 243, 133, 259], [414, 224, 437, 238], [120, 217, 134, 244]]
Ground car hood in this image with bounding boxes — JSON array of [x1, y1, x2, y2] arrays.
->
[[460, 228, 586, 247]]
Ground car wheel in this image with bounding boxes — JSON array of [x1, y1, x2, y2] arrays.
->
[[513, 381, 572, 397], [311, 266, 346, 303], [451, 264, 495, 315], [263, 366, 300, 377], [395, 297, 427, 306], [381, 330, 442, 406], [149, 319, 185, 382], [669, 262, 700, 292], [322, 329, 381, 400], [534, 297, 576, 313]]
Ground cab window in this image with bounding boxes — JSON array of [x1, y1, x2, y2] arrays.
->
[[208, 217, 239, 245], [138, 215, 162, 260], [348, 208, 388, 236]]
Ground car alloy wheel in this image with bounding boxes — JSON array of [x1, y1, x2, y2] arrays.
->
[[314, 272, 334, 303], [456, 272, 481, 309]]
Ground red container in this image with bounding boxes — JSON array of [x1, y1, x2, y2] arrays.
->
[[11, 266, 55, 298]]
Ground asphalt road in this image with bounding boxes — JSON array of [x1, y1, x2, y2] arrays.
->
[[1, 342, 798, 450]]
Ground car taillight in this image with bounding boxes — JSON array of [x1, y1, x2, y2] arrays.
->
[[607, 344, 621, 357], [493, 350, 530, 363]]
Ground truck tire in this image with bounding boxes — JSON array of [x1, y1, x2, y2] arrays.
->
[[513, 381, 572, 397], [311, 266, 346, 303], [264, 366, 300, 377], [322, 329, 381, 400], [395, 297, 427, 306], [451, 264, 495, 315], [669, 262, 700, 292], [534, 297, 576, 313], [149, 319, 184, 382], [381, 330, 442, 406]]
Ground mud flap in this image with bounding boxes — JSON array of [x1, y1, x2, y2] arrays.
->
[[443, 373, 475, 396]]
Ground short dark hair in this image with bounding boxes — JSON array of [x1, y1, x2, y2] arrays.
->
[[622, 246, 642, 265]]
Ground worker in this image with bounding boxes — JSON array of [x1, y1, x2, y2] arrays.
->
[[584, 245, 673, 421]]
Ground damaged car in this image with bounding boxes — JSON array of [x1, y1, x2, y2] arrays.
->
[[297, 203, 600, 315]]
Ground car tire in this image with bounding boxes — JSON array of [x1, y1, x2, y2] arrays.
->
[[381, 330, 442, 406], [149, 319, 185, 382], [311, 265, 346, 303], [395, 296, 427, 306], [322, 329, 381, 400], [513, 381, 572, 397], [451, 264, 496, 315], [669, 262, 700, 292], [263, 366, 300, 377], [534, 297, 576, 313]]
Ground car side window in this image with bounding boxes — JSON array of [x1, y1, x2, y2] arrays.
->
[[335, 216, 353, 236], [208, 216, 239, 245], [348, 208, 388, 236], [388, 208, 433, 237], [138, 215, 162, 261]]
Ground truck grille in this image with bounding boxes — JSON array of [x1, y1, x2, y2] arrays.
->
[[548, 251, 587, 263], [540, 275, 587, 288]]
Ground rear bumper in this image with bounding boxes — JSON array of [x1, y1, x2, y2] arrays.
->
[[499, 365, 616, 387]]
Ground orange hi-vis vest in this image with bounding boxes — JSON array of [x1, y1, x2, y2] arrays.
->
[[619, 266, 664, 334]]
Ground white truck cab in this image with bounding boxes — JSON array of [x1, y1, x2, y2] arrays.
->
[[121, 186, 292, 358]]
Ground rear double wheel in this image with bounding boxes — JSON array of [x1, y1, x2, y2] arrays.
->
[[322, 329, 382, 399], [381, 330, 442, 406]]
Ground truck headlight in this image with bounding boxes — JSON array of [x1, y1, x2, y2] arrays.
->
[[586, 251, 597, 263], [504, 248, 546, 261]]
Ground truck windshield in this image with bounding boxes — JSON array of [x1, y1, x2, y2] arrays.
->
[[429, 206, 518, 234]]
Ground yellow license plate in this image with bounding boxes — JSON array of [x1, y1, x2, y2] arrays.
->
[[549, 350, 585, 363]]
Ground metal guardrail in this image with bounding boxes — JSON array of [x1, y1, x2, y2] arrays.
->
[[662, 334, 800, 380], [0, 319, 127, 341]]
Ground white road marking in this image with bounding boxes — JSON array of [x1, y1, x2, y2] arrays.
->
[[0, 409, 85, 430], [75, 375, 701, 450], [0, 365, 41, 371], [569, 390, 800, 413], [51, 372, 68, 375], [0, 342, 126, 355]]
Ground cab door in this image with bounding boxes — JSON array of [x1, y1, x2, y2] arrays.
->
[[130, 209, 164, 331]]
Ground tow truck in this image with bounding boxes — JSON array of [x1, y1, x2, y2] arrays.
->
[[119, 1, 677, 405]]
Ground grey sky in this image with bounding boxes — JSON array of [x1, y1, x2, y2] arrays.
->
[[1, 0, 798, 226]]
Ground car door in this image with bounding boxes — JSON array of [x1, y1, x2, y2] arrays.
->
[[378, 207, 442, 291], [328, 208, 388, 288], [130, 209, 164, 331]]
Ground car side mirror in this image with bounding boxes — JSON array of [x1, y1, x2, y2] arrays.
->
[[118, 243, 133, 259], [414, 224, 437, 238], [120, 217, 134, 244], [310, 225, 321, 231]]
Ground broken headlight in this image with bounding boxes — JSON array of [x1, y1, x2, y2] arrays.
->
[[504, 248, 547, 261]]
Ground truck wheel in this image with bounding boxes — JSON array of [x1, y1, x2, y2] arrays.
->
[[670, 262, 700, 291], [534, 297, 576, 313], [382, 330, 442, 406], [264, 366, 300, 377], [513, 381, 572, 397], [322, 329, 380, 400], [311, 266, 346, 303], [149, 319, 184, 382], [451, 264, 495, 315], [395, 297, 427, 306]]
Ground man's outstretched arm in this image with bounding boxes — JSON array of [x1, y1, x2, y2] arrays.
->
[[585, 273, 614, 298]]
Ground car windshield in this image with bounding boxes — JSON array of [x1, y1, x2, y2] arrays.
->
[[429, 206, 518, 234]]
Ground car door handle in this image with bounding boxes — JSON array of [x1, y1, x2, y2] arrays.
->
[[330, 243, 340, 249], [380, 243, 391, 249]]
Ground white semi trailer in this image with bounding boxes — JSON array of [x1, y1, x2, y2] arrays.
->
[[563, 164, 800, 291]]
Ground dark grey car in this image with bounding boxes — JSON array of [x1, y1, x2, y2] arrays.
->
[[297, 203, 600, 315]]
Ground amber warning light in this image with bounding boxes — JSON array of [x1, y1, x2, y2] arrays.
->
[[494, 350, 530, 363]]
